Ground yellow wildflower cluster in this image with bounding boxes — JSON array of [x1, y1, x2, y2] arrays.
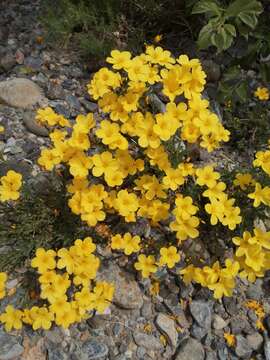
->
[[170, 194, 199, 243], [0, 170, 22, 202], [90, 49, 229, 152], [134, 246, 180, 278], [32, 47, 270, 303], [180, 259, 239, 299], [254, 86, 269, 101], [0, 237, 114, 331], [36, 107, 70, 127], [180, 224, 270, 298], [36, 48, 230, 234], [111, 232, 141, 255], [233, 227, 270, 282], [195, 165, 242, 230], [238, 147, 270, 208]]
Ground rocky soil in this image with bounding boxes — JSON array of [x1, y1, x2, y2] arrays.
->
[[0, 1, 270, 359]]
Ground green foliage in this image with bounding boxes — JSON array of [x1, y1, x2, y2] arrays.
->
[[218, 66, 248, 103], [0, 173, 83, 271], [41, 0, 193, 58], [223, 101, 270, 153], [193, 0, 263, 52]]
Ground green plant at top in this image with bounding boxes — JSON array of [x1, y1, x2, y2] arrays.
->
[[41, 0, 193, 58], [192, 0, 263, 53]]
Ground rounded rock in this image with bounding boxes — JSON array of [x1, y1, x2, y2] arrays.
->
[[0, 78, 44, 108], [175, 337, 205, 360], [97, 263, 143, 310]]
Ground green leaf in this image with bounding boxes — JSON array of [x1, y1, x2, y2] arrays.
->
[[235, 81, 248, 102], [224, 23, 236, 37], [197, 23, 215, 49], [223, 66, 241, 81], [238, 12, 258, 28], [225, 0, 263, 19], [235, 18, 251, 38], [259, 64, 270, 83], [211, 27, 234, 52], [192, 0, 222, 16]]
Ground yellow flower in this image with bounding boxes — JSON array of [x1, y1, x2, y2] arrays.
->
[[253, 150, 270, 175], [96, 120, 128, 150], [75, 288, 95, 310], [135, 112, 160, 149], [163, 167, 184, 191], [153, 113, 179, 141], [180, 264, 197, 284], [114, 190, 139, 222], [57, 248, 76, 273], [121, 233, 141, 255], [146, 46, 175, 68], [0, 170, 22, 202], [74, 237, 96, 255], [92, 282, 115, 313], [38, 148, 62, 171], [203, 181, 227, 200], [248, 182, 270, 207], [55, 308, 77, 329], [111, 234, 124, 250], [119, 91, 140, 112], [31, 306, 54, 330], [49, 296, 70, 315], [106, 50, 132, 70], [196, 166, 220, 188], [233, 173, 255, 190], [68, 152, 93, 178], [254, 86, 269, 101], [253, 227, 270, 249], [0, 305, 23, 331], [135, 175, 166, 200], [36, 107, 59, 126], [174, 195, 198, 220], [160, 66, 182, 101], [126, 57, 150, 82], [134, 254, 157, 278], [0, 125, 4, 133], [221, 205, 241, 230], [153, 34, 163, 43], [159, 246, 180, 268], [39, 270, 57, 284], [150, 281, 160, 296], [256, 319, 265, 331], [224, 332, 236, 347], [170, 216, 200, 242], [205, 199, 224, 225], [91, 151, 118, 177], [31, 248, 57, 274]]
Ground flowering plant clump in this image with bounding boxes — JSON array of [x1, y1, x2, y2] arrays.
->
[[1, 46, 270, 332], [33, 46, 270, 299], [0, 237, 114, 331]]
